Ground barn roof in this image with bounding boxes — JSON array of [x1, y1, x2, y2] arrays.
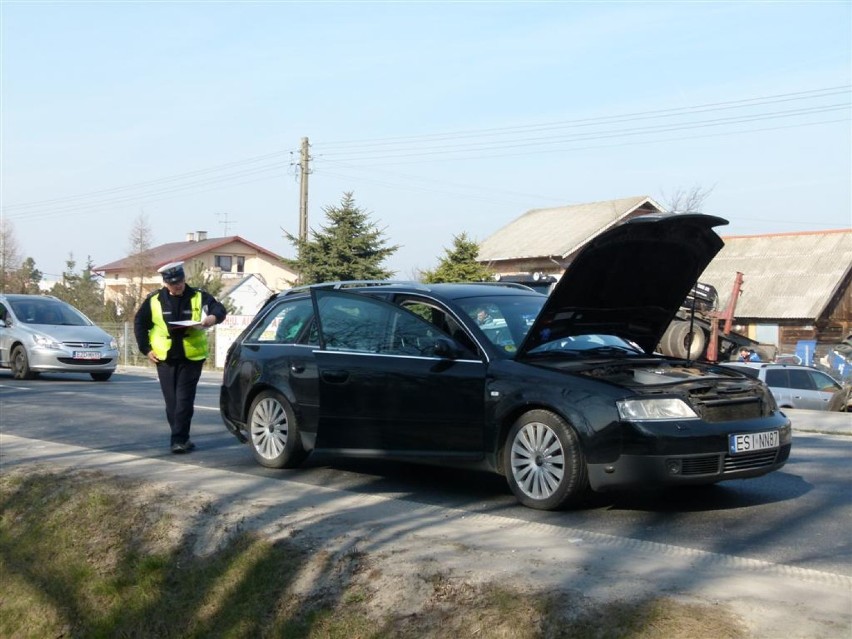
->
[[700, 229, 852, 321], [477, 195, 665, 263]]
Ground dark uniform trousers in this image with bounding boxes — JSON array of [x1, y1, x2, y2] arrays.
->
[[156, 359, 204, 445]]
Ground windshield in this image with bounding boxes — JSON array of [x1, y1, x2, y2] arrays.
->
[[9, 299, 92, 326], [525, 333, 643, 357], [457, 295, 545, 355]]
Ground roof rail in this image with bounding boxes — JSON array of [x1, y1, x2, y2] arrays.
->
[[281, 280, 430, 296]]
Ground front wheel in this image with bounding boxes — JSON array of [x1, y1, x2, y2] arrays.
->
[[504, 410, 589, 510], [11, 345, 36, 380], [91, 372, 113, 381], [247, 390, 308, 469]]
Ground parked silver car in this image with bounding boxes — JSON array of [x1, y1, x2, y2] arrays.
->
[[0, 294, 118, 381], [721, 362, 843, 411]]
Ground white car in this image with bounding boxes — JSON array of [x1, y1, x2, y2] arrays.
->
[[0, 294, 119, 381], [721, 362, 843, 411]]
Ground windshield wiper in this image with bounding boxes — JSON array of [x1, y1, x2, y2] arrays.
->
[[577, 346, 639, 358]]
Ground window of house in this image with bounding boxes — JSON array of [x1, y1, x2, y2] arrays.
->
[[215, 255, 232, 272], [236, 256, 245, 273]]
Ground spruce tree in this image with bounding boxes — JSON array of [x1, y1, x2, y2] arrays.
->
[[421, 233, 493, 284], [285, 193, 399, 285]]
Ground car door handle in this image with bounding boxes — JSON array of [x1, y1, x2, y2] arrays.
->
[[290, 363, 306, 373], [321, 370, 350, 384]]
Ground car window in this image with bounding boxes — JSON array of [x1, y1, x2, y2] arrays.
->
[[314, 290, 454, 357], [764, 369, 789, 388], [397, 299, 478, 357], [457, 296, 544, 355], [810, 370, 841, 392], [786, 369, 816, 391], [246, 298, 317, 345], [8, 298, 90, 326]]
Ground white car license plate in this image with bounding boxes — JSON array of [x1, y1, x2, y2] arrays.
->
[[73, 351, 101, 360], [729, 430, 779, 454]]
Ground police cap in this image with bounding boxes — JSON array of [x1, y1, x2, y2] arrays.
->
[[158, 261, 185, 284]]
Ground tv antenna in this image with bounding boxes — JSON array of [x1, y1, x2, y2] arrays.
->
[[217, 212, 235, 236]]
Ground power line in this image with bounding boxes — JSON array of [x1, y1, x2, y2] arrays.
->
[[315, 85, 850, 147], [314, 103, 849, 162], [3, 85, 848, 220]]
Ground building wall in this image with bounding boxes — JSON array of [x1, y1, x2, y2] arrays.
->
[[101, 248, 297, 307], [742, 276, 851, 359]]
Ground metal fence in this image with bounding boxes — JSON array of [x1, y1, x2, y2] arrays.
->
[[100, 322, 220, 370]]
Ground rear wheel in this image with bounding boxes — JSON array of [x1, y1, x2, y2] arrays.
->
[[11, 345, 36, 380], [504, 409, 589, 510], [247, 390, 308, 469]]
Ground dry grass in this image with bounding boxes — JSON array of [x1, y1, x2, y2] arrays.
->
[[0, 468, 747, 638]]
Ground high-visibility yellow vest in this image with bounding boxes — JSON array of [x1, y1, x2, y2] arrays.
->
[[149, 291, 208, 361]]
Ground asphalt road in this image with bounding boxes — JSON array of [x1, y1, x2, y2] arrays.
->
[[1, 367, 850, 580]]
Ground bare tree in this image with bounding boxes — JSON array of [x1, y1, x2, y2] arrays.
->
[[0, 217, 23, 293], [660, 185, 716, 213], [117, 213, 155, 318]]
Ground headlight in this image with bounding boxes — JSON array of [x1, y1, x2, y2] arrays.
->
[[617, 398, 699, 421], [109, 338, 118, 350], [32, 334, 62, 350]]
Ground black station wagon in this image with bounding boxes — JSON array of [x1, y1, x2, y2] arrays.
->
[[220, 213, 792, 510]]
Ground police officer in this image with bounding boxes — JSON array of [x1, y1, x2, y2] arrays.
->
[[134, 261, 227, 453]]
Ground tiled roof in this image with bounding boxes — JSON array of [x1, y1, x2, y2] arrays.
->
[[94, 236, 285, 272]]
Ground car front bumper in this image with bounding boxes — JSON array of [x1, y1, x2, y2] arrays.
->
[[27, 346, 118, 374], [587, 414, 793, 490]]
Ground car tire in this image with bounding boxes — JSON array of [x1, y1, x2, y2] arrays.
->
[[247, 390, 308, 469], [663, 321, 706, 359], [11, 345, 36, 380], [504, 409, 589, 510]]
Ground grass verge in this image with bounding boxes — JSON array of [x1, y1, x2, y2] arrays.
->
[[0, 468, 747, 638]]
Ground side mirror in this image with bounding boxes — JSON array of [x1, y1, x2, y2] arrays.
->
[[0, 318, 6, 328], [433, 337, 462, 359]]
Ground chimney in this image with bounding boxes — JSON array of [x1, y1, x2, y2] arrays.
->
[[186, 232, 196, 242], [197, 230, 208, 241]]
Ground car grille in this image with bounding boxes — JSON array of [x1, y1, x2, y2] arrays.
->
[[677, 449, 779, 476], [692, 396, 764, 423], [723, 450, 779, 472], [62, 341, 106, 348]]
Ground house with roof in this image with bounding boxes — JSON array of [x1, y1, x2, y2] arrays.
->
[[477, 197, 852, 359], [220, 273, 275, 317], [477, 195, 665, 276], [94, 231, 297, 309], [698, 229, 852, 357]]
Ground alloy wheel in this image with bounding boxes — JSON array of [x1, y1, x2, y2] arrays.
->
[[509, 421, 566, 501], [249, 396, 289, 461]]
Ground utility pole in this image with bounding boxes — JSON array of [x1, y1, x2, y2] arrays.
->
[[298, 137, 311, 242]]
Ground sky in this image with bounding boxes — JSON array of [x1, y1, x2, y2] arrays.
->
[[2, 0, 850, 282]]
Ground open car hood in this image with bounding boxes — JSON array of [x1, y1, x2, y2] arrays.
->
[[516, 213, 728, 358]]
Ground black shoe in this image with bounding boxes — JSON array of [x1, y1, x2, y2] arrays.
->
[[171, 440, 195, 454]]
